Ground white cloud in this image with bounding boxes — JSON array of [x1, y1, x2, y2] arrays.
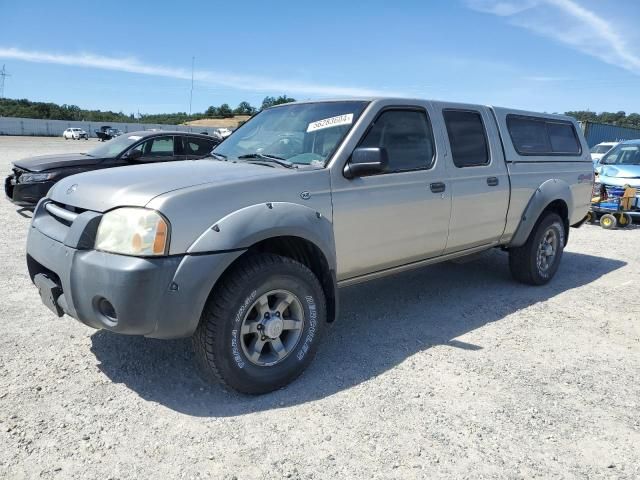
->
[[523, 75, 570, 82], [0, 46, 394, 97], [466, 0, 540, 16], [466, 0, 640, 75]]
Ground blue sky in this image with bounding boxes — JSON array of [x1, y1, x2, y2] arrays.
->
[[1, 0, 639, 115]]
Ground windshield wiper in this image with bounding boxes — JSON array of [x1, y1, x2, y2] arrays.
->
[[210, 151, 227, 160], [237, 153, 295, 169]]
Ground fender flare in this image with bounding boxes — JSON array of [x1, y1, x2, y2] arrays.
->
[[187, 202, 336, 270], [185, 202, 338, 325], [509, 179, 573, 247]]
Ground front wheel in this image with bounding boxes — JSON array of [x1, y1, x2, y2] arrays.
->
[[600, 214, 616, 229], [509, 212, 565, 285], [193, 254, 327, 394]]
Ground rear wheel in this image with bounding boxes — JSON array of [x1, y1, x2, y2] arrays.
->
[[193, 254, 326, 394], [509, 212, 565, 285], [600, 214, 616, 230], [617, 213, 632, 228]]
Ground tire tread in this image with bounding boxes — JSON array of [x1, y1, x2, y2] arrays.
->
[[192, 253, 324, 393], [509, 212, 564, 286]]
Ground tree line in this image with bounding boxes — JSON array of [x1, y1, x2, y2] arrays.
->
[[0, 95, 296, 124], [6, 96, 639, 130], [565, 111, 640, 129]]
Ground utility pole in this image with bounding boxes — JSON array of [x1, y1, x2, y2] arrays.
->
[[0, 65, 11, 99], [188, 56, 195, 117]]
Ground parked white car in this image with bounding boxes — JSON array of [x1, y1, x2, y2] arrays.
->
[[63, 128, 88, 140], [590, 141, 617, 166], [216, 127, 233, 138]]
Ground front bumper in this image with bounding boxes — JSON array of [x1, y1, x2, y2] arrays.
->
[[5, 176, 54, 208], [26, 200, 244, 339]]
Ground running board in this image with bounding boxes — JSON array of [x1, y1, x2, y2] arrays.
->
[[337, 244, 496, 288]]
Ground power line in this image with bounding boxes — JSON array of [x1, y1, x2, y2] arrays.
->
[[0, 65, 11, 99]]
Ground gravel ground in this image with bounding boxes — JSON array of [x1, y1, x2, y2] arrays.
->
[[1, 136, 639, 479]]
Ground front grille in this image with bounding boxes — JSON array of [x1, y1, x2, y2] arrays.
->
[[44, 200, 88, 227], [49, 200, 87, 214], [32, 196, 101, 247]]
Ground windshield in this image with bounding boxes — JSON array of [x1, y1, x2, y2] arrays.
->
[[86, 134, 145, 158], [590, 144, 613, 154], [600, 144, 640, 166], [213, 101, 369, 166]]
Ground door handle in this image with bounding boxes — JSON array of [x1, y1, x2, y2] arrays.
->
[[430, 182, 446, 193], [487, 177, 499, 187]]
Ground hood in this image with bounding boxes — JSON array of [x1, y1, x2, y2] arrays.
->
[[598, 164, 640, 179], [598, 175, 640, 189], [13, 153, 101, 172], [49, 160, 294, 212]]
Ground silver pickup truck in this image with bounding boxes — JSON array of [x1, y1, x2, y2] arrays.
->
[[26, 98, 593, 393]]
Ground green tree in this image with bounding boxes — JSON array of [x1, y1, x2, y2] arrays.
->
[[233, 101, 256, 115], [261, 95, 296, 110], [217, 103, 233, 118]]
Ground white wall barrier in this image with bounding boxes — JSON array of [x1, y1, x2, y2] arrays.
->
[[0, 116, 217, 137]]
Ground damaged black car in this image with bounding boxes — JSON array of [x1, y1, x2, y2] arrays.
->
[[5, 131, 220, 208]]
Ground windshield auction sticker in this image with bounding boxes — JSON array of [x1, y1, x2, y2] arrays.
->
[[307, 113, 354, 133]]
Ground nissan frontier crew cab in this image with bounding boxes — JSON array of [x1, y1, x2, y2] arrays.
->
[[26, 98, 593, 394]]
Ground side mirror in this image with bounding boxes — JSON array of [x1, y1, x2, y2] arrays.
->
[[125, 149, 143, 161], [343, 147, 388, 179]]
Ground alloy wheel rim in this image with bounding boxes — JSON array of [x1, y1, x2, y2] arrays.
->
[[536, 227, 558, 274], [239, 289, 305, 367]]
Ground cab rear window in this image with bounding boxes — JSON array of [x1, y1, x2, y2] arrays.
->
[[507, 115, 581, 156]]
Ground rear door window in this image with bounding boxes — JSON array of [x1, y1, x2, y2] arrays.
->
[[507, 115, 581, 155], [443, 110, 490, 167], [185, 136, 215, 156]]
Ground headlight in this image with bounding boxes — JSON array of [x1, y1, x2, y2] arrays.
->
[[20, 172, 57, 183], [95, 208, 170, 256]]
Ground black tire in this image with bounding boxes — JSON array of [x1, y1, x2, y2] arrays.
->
[[617, 213, 632, 228], [509, 212, 565, 285], [600, 214, 616, 230], [193, 253, 327, 394]]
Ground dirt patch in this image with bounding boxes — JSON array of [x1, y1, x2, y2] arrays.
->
[[185, 116, 251, 129]]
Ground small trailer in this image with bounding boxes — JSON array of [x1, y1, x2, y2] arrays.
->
[[587, 183, 639, 229]]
